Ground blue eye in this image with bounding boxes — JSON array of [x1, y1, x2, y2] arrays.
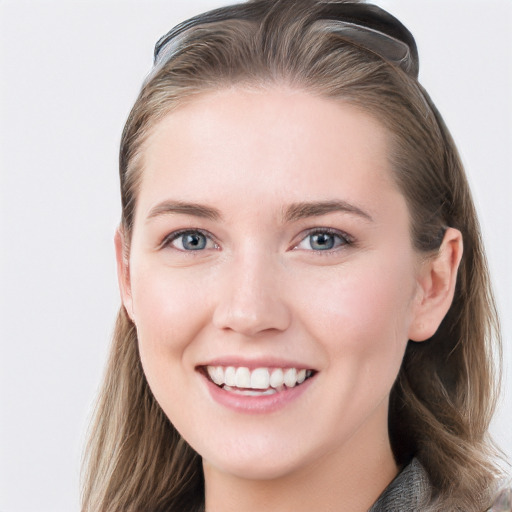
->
[[166, 230, 217, 251], [296, 230, 351, 251]]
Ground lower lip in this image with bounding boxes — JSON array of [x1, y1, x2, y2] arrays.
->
[[202, 373, 315, 414]]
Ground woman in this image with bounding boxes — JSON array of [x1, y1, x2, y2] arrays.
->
[[81, 0, 508, 510]]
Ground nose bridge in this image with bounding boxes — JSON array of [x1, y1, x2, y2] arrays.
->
[[212, 243, 291, 336]]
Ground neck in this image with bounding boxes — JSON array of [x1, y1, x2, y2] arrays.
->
[[203, 407, 398, 512]]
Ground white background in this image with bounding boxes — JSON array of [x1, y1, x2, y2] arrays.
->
[[0, 1, 510, 511]]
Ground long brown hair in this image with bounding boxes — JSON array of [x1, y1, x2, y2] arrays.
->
[[82, 1, 502, 510]]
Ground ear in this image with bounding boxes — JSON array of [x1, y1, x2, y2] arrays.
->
[[408, 227, 463, 342], [114, 227, 135, 322]]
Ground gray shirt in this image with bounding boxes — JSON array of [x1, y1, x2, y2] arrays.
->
[[369, 458, 511, 512], [369, 458, 430, 512]]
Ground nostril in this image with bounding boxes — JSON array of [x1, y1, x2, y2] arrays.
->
[[212, 298, 292, 336]]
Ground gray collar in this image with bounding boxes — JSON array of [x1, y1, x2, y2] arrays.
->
[[368, 458, 431, 512]]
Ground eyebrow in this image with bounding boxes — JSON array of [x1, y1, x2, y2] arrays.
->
[[145, 199, 373, 224], [146, 200, 222, 222], [283, 200, 373, 223]]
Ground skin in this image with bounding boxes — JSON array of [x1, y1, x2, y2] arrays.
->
[[116, 87, 462, 512]]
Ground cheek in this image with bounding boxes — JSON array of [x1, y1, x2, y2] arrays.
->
[[130, 265, 214, 368], [299, 260, 417, 426], [296, 257, 416, 365], [129, 265, 216, 425]]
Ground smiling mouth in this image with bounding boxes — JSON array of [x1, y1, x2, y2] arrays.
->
[[202, 365, 315, 396]]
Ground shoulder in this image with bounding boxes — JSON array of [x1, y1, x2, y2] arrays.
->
[[488, 484, 512, 512]]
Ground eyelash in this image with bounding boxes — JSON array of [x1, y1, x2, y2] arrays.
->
[[161, 229, 219, 252], [293, 228, 354, 253], [161, 227, 353, 254]]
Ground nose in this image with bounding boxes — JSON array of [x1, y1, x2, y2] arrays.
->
[[212, 249, 292, 337]]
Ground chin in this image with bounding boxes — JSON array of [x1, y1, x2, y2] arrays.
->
[[197, 431, 325, 482], [204, 454, 303, 482]]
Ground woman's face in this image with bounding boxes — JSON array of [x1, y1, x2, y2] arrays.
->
[[120, 87, 428, 480]]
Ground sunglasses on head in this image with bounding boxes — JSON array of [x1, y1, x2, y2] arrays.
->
[[153, 1, 419, 79]]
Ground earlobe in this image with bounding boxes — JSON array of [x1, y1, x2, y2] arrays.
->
[[408, 227, 463, 342], [114, 228, 135, 322]]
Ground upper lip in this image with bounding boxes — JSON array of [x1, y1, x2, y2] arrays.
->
[[196, 357, 316, 371]]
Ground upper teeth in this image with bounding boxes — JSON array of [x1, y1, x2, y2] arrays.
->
[[206, 366, 311, 390]]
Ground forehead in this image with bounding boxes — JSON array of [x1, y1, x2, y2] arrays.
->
[[137, 87, 400, 219]]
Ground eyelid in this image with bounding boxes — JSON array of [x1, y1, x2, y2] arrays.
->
[[293, 227, 354, 251], [160, 228, 220, 251], [158, 226, 353, 252]]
